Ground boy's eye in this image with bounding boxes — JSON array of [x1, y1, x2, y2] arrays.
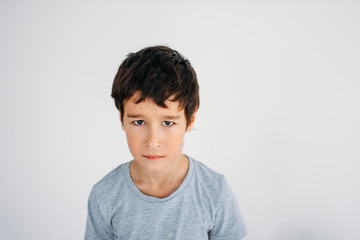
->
[[162, 121, 174, 126], [133, 120, 145, 126]]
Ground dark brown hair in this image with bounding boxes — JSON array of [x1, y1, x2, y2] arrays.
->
[[111, 45, 199, 127]]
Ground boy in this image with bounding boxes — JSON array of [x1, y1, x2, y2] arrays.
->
[[85, 46, 247, 239]]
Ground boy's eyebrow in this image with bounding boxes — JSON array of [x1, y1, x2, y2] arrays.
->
[[126, 114, 143, 118], [126, 114, 181, 120], [163, 115, 181, 120]]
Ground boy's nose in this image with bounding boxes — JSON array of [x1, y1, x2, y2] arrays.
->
[[145, 127, 161, 148]]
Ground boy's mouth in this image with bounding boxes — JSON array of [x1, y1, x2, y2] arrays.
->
[[143, 155, 163, 161]]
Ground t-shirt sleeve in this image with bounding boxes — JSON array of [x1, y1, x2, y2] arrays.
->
[[85, 188, 114, 240], [208, 176, 247, 240]]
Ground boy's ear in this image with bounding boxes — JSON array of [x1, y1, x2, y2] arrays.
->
[[186, 107, 198, 132]]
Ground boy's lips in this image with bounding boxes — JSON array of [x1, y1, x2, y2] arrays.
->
[[143, 155, 163, 160]]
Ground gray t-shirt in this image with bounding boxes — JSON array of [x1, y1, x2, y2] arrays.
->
[[85, 156, 247, 240]]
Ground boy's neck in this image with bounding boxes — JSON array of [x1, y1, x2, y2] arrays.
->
[[129, 154, 189, 189]]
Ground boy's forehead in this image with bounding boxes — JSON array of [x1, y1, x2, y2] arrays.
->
[[124, 94, 184, 113], [127, 91, 177, 103]]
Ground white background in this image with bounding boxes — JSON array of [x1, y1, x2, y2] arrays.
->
[[1, 1, 359, 239]]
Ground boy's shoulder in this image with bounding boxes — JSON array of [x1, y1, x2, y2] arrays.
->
[[192, 157, 224, 182], [191, 157, 226, 194], [91, 161, 130, 197]]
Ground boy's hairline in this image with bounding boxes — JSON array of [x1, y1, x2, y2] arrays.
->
[[121, 91, 187, 111], [126, 113, 182, 120]]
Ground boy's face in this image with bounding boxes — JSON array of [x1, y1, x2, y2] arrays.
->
[[121, 93, 196, 174]]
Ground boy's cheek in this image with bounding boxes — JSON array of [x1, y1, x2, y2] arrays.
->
[[126, 131, 139, 144]]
